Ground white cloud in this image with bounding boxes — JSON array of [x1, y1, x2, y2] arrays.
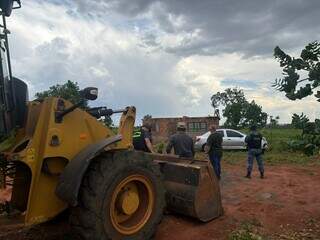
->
[[4, 0, 319, 125]]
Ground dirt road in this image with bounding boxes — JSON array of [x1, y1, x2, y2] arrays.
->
[[156, 162, 320, 239], [1, 161, 320, 239]]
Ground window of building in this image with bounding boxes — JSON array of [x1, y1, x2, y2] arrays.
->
[[188, 122, 207, 132]]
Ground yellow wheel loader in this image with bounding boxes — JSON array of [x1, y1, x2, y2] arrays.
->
[[0, 2, 223, 239]]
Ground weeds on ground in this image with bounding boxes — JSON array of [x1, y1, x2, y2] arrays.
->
[[272, 219, 320, 240], [196, 149, 319, 166], [216, 149, 319, 166], [154, 141, 166, 153], [228, 222, 265, 240]]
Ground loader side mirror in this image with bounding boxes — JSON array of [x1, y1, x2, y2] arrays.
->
[[80, 87, 98, 101]]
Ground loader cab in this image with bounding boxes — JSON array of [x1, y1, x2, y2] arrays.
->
[[0, 38, 12, 136], [0, 11, 28, 139]]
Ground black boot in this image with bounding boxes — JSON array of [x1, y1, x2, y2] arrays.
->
[[245, 171, 251, 179], [260, 172, 264, 179]]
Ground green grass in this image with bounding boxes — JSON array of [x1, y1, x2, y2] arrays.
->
[[196, 128, 320, 165], [241, 128, 302, 153], [259, 128, 319, 165], [220, 151, 318, 165]]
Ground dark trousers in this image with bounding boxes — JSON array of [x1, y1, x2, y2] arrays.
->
[[209, 152, 222, 179], [247, 149, 264, 174]]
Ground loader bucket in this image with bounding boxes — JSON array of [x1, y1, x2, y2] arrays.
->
[[153, 155, 223, 222]]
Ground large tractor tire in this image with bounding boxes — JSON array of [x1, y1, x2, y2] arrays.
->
[[70, 150, 165, 240]]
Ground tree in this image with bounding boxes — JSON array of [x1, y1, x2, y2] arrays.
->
[[273, 41, 320, 101], [242, 101, 268, 128], [223, 102, 244, 129], [273, 43, 320, 155], [35, 80, 114, 127], [100, 116, 114, 127], [211, 88, 247, 128], [291, 113, 309, 129], [269, 115, 280, 127], [211, 88, 246, 109], [35, 80, 87, 108], [211, 88, 267, 129]]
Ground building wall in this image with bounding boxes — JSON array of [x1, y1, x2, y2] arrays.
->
[[144, 116, 220, 143]]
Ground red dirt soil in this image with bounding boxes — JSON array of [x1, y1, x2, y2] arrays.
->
[[0, 187, 11, 203], [1, 162, 320, 240]]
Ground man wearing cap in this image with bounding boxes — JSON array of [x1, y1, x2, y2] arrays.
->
[[206, 125, 223, 180], [245, 125, 264, 179], [166, 122, 195, 158], [133, 123, 155, 153]]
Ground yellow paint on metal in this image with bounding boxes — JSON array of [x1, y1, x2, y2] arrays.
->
[[43, 157, 68, 175], [110, 174, 154, 235], [26, 148, 35, 163], [3, 97, 136, 226], [79, 133, 87, 140], [116, 107, 136, 150], [118, 183, 140, 215]]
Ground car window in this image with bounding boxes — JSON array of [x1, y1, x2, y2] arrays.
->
[[216, 130, 224, 137], [226, 130, 243, 138]]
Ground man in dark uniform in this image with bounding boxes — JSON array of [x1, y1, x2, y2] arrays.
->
[[133, 123, 155, 153], [245, 125, 264, 179], [166, 122, 195, 158], [206, 125, 223, 179]]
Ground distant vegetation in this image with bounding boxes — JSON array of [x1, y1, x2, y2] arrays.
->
[[197, 128, 318, 166], [36, 80, 113, 127], [35, 80, 87, 108], [211, 88, 268, 129], [285, 113, 320, 156]]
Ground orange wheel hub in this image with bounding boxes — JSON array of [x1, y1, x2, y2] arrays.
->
[[110, 174, 154, 235]]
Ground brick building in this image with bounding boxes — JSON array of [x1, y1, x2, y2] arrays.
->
[[143, 115, 220, 143]]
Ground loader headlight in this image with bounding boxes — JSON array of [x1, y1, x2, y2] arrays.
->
[[80, 87, 98, 101]]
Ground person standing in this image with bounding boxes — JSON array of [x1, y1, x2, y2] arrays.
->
[[133, 123, 155, 153], [166, 122, 195, 158], [245, 125, 264, 179], [206, 125, 223, 180]]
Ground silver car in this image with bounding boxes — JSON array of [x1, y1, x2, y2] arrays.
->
[[194, 129, 268, 151]]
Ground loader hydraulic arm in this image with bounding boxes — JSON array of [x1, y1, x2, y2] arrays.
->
[[87, 107, 127, 119], [56, 103, 127, 122]]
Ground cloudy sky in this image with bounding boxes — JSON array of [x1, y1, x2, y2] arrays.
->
[[6, 0, 320, 124]]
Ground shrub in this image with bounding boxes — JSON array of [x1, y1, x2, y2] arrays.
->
[[155, 141, 166, 154], [283, 120, 320, 156]]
